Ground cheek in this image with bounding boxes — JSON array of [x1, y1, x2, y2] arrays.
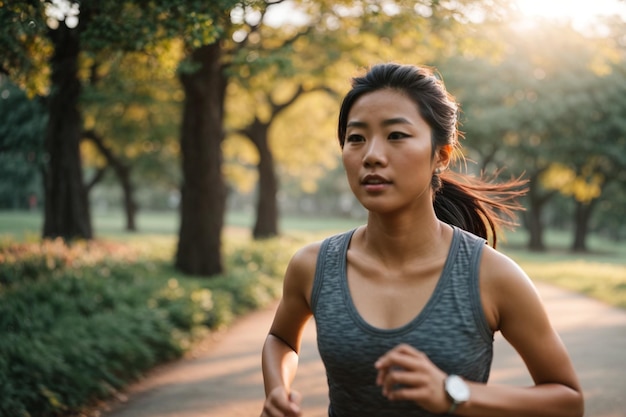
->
[[341, 151, 357, 172], [341, 153, 361, 185]]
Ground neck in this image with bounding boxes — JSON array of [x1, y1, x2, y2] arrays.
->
[[361, 210, 449, 265]]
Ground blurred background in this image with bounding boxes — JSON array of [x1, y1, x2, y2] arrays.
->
[[1, 0, 625, 271]]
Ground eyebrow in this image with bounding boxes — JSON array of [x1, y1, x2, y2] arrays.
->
[[346, 117, 413, 128]]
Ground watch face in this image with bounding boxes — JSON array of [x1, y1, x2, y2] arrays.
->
[[446, 375, 470, 402]]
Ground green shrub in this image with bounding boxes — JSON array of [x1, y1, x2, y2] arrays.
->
[[0, 236, 297, 417]]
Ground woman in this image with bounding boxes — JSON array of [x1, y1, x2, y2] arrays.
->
[[260, 63, 583, 417]]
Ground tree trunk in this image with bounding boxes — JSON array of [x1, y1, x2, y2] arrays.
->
[[175, 42, 227, 276], [120, 167, 137, 231], [248, 120, 279, 239], [242, 86, 310, 239], [83, 130, 137, 231], [524, 174, 555, 252], [525, 204, 545, 251], [43, 23, 92, 241], [571, 199, 596, 253]]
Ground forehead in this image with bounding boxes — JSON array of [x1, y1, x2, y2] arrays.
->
[[348, 89, 422, 122]]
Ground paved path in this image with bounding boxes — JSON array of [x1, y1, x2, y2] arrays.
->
[[101, 283, 626, 417]]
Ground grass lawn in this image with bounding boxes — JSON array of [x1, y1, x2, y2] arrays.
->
[[1, 209, 625, 309]]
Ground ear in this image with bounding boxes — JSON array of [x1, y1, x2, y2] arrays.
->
[[436, 144, 453, 171]]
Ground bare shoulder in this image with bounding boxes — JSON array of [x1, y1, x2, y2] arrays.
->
[[480, 245, 533, 289], [284, 240, 322, 300], [478, 245, 544, 332], [288, 240, 323, 271]]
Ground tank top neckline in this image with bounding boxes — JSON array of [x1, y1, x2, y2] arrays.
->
[[337, 226, 462, 336]]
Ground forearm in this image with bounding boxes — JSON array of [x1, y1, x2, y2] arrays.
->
[[261, 333, 300, 396], [458, 382, 584, 417]]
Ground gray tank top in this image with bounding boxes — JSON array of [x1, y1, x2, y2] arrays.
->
[[310, 226, 493, 417]]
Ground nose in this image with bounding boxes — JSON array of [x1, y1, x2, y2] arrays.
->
[[363, 137, 387, 167]]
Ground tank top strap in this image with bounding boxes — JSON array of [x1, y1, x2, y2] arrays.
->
[[310, 228, 356, 314]]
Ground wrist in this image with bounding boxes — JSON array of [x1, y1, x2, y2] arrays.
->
[[444, 374, 470, 414]]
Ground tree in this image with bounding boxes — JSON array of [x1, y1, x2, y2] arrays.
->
[[43, 5, 94, 240], [442, 19, 626, 251], [174, 0, 320, 273], [4, 0, 254, 274], [173, 0, 248, 276], [80, 45, 184, 231], [225, 0, 514, 239], [82, 129, 139, 230], [175, 41, 229, 275], [1, 1, 227, 243], [542, 66, 626, 252], [517, 17, 626, 252]]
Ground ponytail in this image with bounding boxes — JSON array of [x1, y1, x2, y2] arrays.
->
[[433, 172, 527, 248]]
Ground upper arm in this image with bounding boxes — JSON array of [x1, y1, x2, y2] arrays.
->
[[480, 248, 581, 390], [267, 242, 320, 354]]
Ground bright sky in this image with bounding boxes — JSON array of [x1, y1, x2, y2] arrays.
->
[[265, 0, 626, 29], [513, 0, 626, 28]]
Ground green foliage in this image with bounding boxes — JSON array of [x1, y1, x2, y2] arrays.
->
[[0, 2, 50, 92], [442, 21, 626, 169], [0, 235, 297, 416], [1, 0, 241, 94], [439, 18, 626, 241], [80, 43, 184, 198], [0, 77, 46, 210]]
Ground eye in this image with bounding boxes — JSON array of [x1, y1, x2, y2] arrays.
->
[[388, 131, 410, 140], [346, 134, 365, 143]]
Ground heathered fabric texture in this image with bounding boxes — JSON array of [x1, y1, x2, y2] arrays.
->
[[310, 226, 493, 417]]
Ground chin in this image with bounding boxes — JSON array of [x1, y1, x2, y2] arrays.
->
[[359, 201, 399, 215]]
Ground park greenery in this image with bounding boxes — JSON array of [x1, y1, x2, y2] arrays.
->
[[1, 1, 626, 415], [0, 226, 300, 416], [3, 0, 624, 276]]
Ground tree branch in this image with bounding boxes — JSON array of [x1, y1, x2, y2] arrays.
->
[[85, 166, 108, 192], [82, 129, 128, 176], [268, 84, 338, 122], [268, 84, 305, 121]]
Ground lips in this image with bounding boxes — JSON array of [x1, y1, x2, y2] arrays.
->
[[361, 174, 391, 185], [361, 174, 392, 192]]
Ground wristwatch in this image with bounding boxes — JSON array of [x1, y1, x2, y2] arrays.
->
[[444, 374, 470, 414]]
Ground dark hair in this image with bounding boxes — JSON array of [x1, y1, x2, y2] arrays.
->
[[337, 63, 526, 247]]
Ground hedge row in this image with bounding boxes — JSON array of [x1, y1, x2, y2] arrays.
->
[[0, 237, 298, 417]]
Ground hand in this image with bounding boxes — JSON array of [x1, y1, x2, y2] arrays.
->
[[375, 344, 450, 414], [260, 387, 302, 417]]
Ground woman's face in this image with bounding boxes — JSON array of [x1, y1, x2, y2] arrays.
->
[[342, 88, 443, 215]]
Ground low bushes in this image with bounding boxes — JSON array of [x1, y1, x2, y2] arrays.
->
[[0, 236, 299, 417]]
